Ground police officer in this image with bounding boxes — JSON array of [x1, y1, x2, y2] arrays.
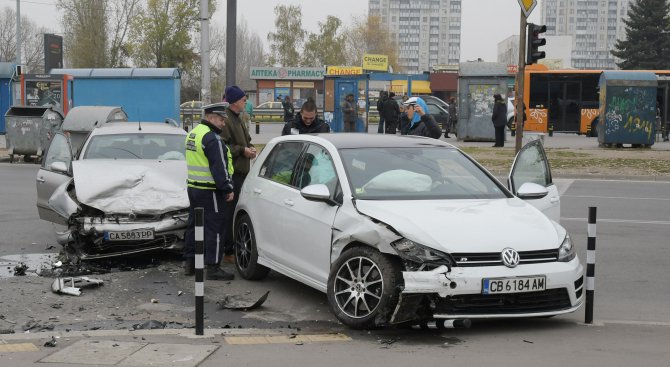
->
[[183, 102, 235, 280]]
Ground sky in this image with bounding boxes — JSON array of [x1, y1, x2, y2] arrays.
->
[[8, 0, 542, 63]]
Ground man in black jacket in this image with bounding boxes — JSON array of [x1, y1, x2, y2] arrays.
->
[[403, 97, 441, 139], [282, 98, 330, 135], [491, 94, 507, 147], [382, 92, 400, 134]]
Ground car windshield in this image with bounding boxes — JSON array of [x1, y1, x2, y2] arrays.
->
[[83, 133, 186, 160], [339, 147, 509, 200]]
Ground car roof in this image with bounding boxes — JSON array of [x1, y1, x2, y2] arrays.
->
[[276, 133, 456, 149], [90, 122, 187, 136]]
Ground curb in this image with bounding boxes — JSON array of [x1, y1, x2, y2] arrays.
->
[[0, 328, 289, 342]]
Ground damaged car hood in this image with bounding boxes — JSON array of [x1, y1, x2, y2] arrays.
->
[[355, 198, 564, 253], [72, 160, 188, 214]]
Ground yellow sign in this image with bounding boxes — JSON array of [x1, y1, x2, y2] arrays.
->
[[362, 54, 388, 71], [293, 81, 314, 88], [517, 0, 537, 17], [326, 66, 363, 75]]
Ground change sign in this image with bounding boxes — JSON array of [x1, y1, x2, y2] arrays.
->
[[362, 54, 388, 72]]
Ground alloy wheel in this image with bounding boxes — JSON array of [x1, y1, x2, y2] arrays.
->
[[333, 256, 384, 319], [235, 222, 252, 269]]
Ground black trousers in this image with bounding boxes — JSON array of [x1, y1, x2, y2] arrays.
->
[[222, 172, 246, 255], [344, 120, 356, 132], [494, 125, 506, 146], [184, 187, 225, 265]]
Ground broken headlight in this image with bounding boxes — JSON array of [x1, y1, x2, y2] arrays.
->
[[391, 238, 453, 266], [558, 233, 575, 262]]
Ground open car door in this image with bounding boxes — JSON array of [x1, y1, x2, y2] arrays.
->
[[507, 139, 560, 222], [36, 132, 75, 225]]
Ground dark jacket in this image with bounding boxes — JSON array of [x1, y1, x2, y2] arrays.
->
[[282, 101, 294, 121], [408, 114, 441, 139], [222, 107, 254, 175], [492, 100, 507, 127], [381, 98, 400, 124], [281, 114, 331, 135], [342, 99, 357, 123]]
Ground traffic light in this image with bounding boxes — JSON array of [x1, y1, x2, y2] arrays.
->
[[526, 23, 547, 65]]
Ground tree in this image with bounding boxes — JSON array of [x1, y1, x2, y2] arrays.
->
[[127, 0, 201, 69], [611, 0, 670, 69], [302, 16, 346, 67], [57, 0, 108, 68], [108, 0, 141, 67], [0, 6, 49, 73], [343, 15, 400, 72], [267, 4, 306, 67]]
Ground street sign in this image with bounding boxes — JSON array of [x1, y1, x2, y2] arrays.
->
[[517, 0, 537, 18]]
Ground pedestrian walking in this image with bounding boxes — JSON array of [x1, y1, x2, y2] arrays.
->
[[382, 92, 400, 134], [282, 98, 330, 135], [244, 96, 254, 129], [183, 102, 236, 280], [492, 94, 507, 147], [377, 91, 387, 134], [403, 97, 441, 139], [447, 96, 457, 138], [342, 94, 357, 132], [221, 85, 257, 264], [282, 96, 295, 123]]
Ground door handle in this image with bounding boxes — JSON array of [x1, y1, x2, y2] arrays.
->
[[253, 188, 262, 195], [36, 177, 46, 183], [283, 199, 294, 207], [550, 196, 560, 203]]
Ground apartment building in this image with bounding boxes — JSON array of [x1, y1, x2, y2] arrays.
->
[[369, 0, 462, 73], [542, 0, 631, 69]]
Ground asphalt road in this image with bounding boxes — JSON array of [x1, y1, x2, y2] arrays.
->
[[1, 162, 670, 365]]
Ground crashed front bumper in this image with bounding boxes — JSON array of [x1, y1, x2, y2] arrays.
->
[[57, 213, 188, 259], [396, 258, 584, 320]]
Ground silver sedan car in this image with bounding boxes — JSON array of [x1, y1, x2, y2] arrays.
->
[[36, 122, 188, 260]]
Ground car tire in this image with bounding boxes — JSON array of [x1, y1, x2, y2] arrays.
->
[[327, 246, 403, 329], [234, 215, 270, 280], [589, 118, 599, 138]]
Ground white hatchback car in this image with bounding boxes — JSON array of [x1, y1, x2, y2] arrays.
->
[[233, 134, 583, 329]]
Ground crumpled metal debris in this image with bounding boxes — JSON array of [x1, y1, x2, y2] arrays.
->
[[13, 263, 28, 276], [217, 291, 270, 311], [133, 320, 165, 330], [51, 277, 104, 296], [44, 336, 57, 347]]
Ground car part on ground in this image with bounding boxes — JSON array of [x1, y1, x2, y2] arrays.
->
[[51, 276, 104, 296]]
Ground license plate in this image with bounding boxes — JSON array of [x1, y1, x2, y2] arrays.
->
[[482, 276, 546, 295], [104, 229, 154, 241]]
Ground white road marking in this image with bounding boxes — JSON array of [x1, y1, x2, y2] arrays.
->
[[561, 218, 670, 225]]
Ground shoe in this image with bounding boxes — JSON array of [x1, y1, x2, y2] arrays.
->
[[223, 254, 235, 264], [206, 264, 235, 280], [184, 258, 195, 276], [444, 134, 451, 138]]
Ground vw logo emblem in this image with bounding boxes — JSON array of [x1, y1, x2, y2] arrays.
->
[[501, 248, 520, 268]]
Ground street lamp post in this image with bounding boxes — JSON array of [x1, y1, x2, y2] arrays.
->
[[16, 0, 21, 65]]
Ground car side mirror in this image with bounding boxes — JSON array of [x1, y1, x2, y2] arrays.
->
[[516, 182, 549, 199], [301, 184, 332, 203], [50, 161, 68, 173]]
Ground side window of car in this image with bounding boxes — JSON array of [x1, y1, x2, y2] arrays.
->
[[510, 140, 551, 193], [296, 144, 338, 192], [427, 104, 443, 115], [260, 142, 305, 186], [42, 133, 72, 172]]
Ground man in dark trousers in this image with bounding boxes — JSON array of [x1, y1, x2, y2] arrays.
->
[[282, 95, 295, 122], [491, 94, 507, 147], [377, 91, 387, 133], [382, 92, 400, 134], [282, 98, 330, 135], [183, 103, 235, 280], [221, 86, 257, 263]]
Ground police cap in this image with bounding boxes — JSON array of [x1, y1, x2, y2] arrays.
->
[[203, 102, 229, 118]]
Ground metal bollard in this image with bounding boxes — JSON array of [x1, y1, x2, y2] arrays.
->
[[585, 206, 597, 324], [255, 121, 260, 134], [194, 207, 204, 335]]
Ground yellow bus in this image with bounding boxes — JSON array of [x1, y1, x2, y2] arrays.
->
[[520, 65, 670, 136]]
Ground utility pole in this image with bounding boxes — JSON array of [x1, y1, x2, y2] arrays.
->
[[515, 10, 527, 153], [199, 0, 211, 104], [226, 0, 237, 87], [16, 0, 21, 65]]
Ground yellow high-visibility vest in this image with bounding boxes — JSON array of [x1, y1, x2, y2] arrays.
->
[[185, 123, 233, 189]]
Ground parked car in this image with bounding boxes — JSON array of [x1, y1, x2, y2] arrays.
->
[[180, 100, 203, 131], [35, 122, 189, 260], [254, 101, 285, 121], [232, 134, 582, 329], [507, 97, 515, 129]]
